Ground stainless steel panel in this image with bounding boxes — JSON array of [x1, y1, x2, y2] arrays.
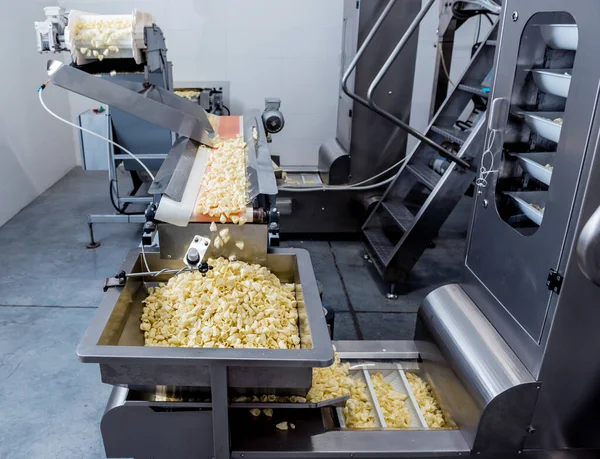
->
[[419, 284, 539, 454], [318, 138, 350, 185], [77, 248, 333, 390], [334, 340, 419, 360], [102, 387, 214, 459], [232, 430, 470, 458], [47, 60, 213, 146], [577, 204, 600, 286], [244, 109, 278, 197], [103, 72, 172, 172], [336, 0, 360, 152], [158, 223, 268, 262], [78, 110, 110, 171], [148, 137, 198, 200], [420, 285, 535, 405], [465, 1, 600, 375], [345, 0, 420, 183], [524, 9, 600, 447]]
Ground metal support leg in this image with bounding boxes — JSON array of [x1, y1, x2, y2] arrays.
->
[[86, 222, 101, 249], [210, 365, 229, 459], [386, 283, 399, 300]]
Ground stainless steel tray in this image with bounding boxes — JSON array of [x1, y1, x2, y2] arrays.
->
[[77, 248, 333, 391], [505, 191, 548, 226], [510, 152, 554, 186]]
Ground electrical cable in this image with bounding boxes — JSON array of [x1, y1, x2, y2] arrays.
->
[[140, 241, 151, 273], [222, 104, 231, 116], [38, 85, 155, 181], [278, 156, 410, 192], [475, 14, 482, 46], [437, 44, 456, 87], [109, 179, 144, 215]]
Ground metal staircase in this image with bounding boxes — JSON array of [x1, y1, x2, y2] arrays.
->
[[362, 32, 498, 295]]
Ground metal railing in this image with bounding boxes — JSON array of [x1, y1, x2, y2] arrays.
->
[[341, 0, 471, 170]]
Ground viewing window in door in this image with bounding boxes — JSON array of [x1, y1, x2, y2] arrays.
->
[[494, 12, 577, 236]]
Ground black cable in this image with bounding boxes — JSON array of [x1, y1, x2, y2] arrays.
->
[[109, 179, 144, 215], [222, 104, 231, 116]]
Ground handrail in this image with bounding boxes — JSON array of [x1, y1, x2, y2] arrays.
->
[[341, 0, 471, 170]]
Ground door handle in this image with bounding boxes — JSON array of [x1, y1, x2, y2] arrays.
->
[[577, 205, 600, 287]]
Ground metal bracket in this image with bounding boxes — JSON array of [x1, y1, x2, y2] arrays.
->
[[184, 236, 211, 268], [546, 269, 563, 294], [104, 271, 127, 291]]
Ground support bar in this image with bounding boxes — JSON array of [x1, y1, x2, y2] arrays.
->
[[341, 0, 471, 170]]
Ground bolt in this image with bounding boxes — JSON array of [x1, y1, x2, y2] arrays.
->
[[194, 236, 199, 242], [204, 240, 209, 246], [527, 425, 536, 434], [482, 199, 489, 208], [512, 11, 519, 21], [386, 293, 398, 300], [167, 255, 172, 259], [388, 90, 393, 95], [363, 254, 369, 260]]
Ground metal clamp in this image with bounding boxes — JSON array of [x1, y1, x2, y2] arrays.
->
[[184, 236, 211, 268]]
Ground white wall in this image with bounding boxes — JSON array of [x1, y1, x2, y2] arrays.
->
[[0, 1, 77, 227], [59, 0, 344, 168]]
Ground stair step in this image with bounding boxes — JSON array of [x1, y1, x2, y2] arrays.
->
[[406, 160, 442, 190], [430, 126, 470, 146], [382, 199, 414, 232], [363, 228, 394, 266], [458, 84, 490, 98]]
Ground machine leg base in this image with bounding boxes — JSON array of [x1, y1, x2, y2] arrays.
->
[[87, 222, 101, 249], [386, 283, 399, 300]]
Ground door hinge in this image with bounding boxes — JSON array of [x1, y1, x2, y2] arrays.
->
[[546, 269, 563, 294]]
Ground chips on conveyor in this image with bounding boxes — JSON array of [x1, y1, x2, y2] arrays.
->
[[195, 136, 248, 224], [405, 373, 456, 429], [306, 351, 376, 428], [370, 373, 411, 428], [140, 258, 300, 349]]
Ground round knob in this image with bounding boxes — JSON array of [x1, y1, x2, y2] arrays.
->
[[186, 247, 200, 265]]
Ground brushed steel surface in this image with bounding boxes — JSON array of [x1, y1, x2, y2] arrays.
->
[[158, 223, 268, 262], [340, 0, 421, 183], [77, 248, 334, 390], [244, 109, 278, 197], [419, 284, 539, 454], [47, 60, 213, 146], [577, 204, 600, 286], [148, 136, 198, 200], [464, 1, 600, 376], [317, 138, 350, 185], [420, 284, 535, 407], [334, 340, 419, 360]]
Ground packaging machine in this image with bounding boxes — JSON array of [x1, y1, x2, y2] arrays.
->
[[36, 1, 600, 457]]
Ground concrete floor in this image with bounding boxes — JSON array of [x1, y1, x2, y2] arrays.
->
[[0, 168, 470, 458]]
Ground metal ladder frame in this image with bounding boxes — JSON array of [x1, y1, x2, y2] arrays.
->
[[341, 0, 471, 170]]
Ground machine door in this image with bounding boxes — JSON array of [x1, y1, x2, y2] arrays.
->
[[466, 1, 600, 350]]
